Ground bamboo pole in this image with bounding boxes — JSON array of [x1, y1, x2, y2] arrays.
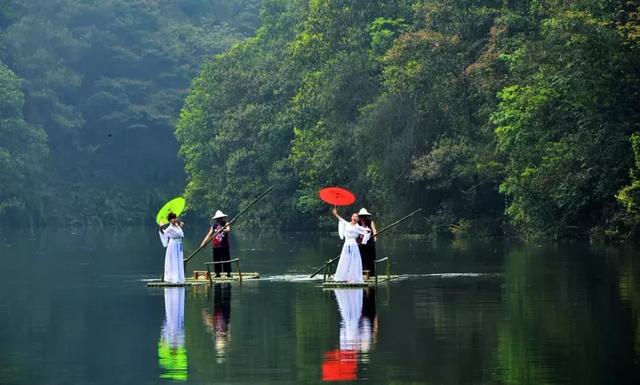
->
[[183, 186, 274, 270]]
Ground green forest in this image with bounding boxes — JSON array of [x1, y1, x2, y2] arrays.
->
[[1, 0, 640, 241], [0, 0, 260, 226]]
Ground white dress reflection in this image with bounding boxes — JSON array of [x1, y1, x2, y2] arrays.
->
[[158, 287, 187, 381], [323, 288, 377, 382], [335, 289, 363, 350]]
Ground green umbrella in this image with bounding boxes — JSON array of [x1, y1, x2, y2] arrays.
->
[[156, 197, 186, 225]]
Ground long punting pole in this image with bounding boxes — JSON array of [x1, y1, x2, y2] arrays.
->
[[309, 208, 423, 278], [183, 186, 274, 269]]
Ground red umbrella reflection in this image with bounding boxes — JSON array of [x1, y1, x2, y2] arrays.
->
[[322, 349, 357, 381]]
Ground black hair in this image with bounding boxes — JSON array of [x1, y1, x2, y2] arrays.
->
[[167, 212, 177, 221], [359, 216, 372, 227]]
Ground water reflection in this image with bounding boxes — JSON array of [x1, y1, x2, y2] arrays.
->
[[496, 245, 640, 385], [323, 288, 377, 381], [202, 283, 232, 363], [158, 287, 188, 381], [4, 228, 640, 385], [360, 288, 378, 357]]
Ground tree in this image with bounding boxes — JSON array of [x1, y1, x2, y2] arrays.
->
[[493, 6, 640, 239], [0, 0, 261, 225], [176, 0, 304, 226], [0, 61, 48, 222]]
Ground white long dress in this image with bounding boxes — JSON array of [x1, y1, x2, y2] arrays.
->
[[159, 224, 185, 284], [334, 218, 371, 283]]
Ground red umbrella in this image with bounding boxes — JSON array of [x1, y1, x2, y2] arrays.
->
[[319, 187, 356, 206]]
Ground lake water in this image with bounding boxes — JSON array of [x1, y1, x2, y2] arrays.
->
[[1, 227, 639, 384]]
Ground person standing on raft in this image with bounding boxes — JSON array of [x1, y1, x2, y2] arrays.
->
[[200, 210, 232, 278], [357, 208, 377, 279], [331, 207, 371, 283], [159, 213, 185, 284]]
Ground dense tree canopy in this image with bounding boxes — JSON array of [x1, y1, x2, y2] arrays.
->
[[0, 61, 48, 217], [0, 0, 261, 225], [2, 0, 639, 240], [177, 0, 640, 240], [493, 6, 640, 240], [177, 0, 304, 227]]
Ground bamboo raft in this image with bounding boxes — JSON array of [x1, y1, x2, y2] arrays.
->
[[146, 271, 260, 287], [192, 270, 260, 283], [313, 255, 397, 288], [146, 280, 203, 287], [322, 274, 401, 288]]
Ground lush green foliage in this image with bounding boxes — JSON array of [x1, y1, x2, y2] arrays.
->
[[0, 0, 261, 225], [493, 6, 640, 240], [0, 61, 48, 217], [177, 0, 304, 227], [617, 133, 640, 237], [177, 0, 640, 239], [2, 0, 639, 239]]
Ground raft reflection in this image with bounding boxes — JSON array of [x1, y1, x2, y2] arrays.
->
[[322, 288, 377, 381], [158, 287, 188, 381]]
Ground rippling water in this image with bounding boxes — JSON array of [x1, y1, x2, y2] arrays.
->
[[1, 227, 639, 384]]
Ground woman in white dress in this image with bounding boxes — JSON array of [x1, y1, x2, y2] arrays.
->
[[331, 207, 371, 283], [159, 212, 185, 284]]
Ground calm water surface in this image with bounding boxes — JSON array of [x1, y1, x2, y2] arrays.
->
[[1, 227, 639, 384]]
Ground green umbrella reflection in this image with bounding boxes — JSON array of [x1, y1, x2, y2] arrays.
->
[[158, 287, 188, 381]]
